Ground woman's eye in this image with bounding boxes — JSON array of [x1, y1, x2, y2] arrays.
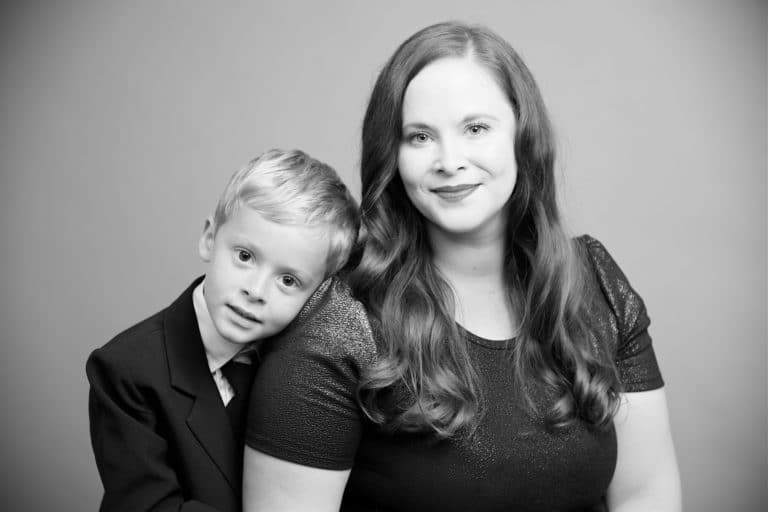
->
[[408, 132, 431, 144], [467, 123, 489, 135], [237, 250, 251, 262], [280, 275, 298, 287]]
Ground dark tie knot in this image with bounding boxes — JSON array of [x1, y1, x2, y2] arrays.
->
[[220, 359, 254, 445], [221, 360, 253, 399]]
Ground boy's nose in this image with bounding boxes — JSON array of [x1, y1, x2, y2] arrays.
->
[[243, 272, 269, 303]]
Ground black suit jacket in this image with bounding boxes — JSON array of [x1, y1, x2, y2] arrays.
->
[[87, 277, 250, 512]]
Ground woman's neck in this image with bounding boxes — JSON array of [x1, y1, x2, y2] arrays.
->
[[427, 225, 518, 340], [428, 226, 506, 281]]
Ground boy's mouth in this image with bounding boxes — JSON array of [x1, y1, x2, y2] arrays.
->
[[228, 304, 260, 323]]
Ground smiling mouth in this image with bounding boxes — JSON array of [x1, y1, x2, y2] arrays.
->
[[430, 184, 479, 201], [228, 304, 260, 323]]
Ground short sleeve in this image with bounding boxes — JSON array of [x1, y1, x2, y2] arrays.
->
[[245, 278, 377, 470], [581, 235, 664, 392]]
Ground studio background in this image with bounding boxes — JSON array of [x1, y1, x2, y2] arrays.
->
[[1, 1, 765, 510]]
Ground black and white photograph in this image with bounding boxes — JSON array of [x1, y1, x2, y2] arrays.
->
[[1, 1, 765, 510]]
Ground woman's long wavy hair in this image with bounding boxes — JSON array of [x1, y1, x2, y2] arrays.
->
[[349, 21, 622, 437]]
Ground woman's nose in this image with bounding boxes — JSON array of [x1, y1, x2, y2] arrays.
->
[[435, 137, 467, 175]]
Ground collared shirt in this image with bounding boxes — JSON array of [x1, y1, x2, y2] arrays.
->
[[192, 280, 254, 406]]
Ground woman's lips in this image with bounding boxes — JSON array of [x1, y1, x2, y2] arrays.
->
[[430, 184, 479, 201]]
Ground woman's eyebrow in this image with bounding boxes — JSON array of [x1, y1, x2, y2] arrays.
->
[[402, 114, 501, 130], [401, 121, 432, 131], [459, 113, 500, 123]]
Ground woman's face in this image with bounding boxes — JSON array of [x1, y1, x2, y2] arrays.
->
[[397, 56, 517, 241]]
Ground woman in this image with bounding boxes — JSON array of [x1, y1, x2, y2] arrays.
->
[[243, 21, 681, 511]]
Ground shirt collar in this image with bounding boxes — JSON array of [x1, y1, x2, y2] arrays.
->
[[192, 279, 249, 374]]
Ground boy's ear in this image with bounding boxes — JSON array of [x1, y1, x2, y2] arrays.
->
[[198, 217, 215, 262]]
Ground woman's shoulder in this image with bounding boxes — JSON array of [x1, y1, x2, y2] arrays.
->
[[576, 234, 621, 272], [575, 235, 664, 390], [266, 276, 378, 366], [576, 234, 646, 308], [575, 234, 651, 345]]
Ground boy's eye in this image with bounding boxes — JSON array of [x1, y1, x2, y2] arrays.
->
[[280, 275, 298, 288], [237, 250, 251, 262]]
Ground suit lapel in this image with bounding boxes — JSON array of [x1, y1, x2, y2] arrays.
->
[[163, 277, 239, 490]]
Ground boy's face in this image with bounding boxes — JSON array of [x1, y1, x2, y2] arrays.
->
[[198, 207, 329, 346]]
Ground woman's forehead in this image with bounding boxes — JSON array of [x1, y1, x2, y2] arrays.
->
[[402, 58, 511, 122]]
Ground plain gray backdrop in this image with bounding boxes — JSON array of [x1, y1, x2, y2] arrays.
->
[[1, 0, 766, 510]]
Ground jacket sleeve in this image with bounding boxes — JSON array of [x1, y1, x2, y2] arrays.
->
[[86, 348, 222, 512]]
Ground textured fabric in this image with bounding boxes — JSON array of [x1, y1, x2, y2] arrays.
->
[[245, 237, 663, 511], [247, 278, 377, 469], [580, 235, 663, 391]]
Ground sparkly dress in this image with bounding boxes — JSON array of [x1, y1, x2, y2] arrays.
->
[[245, 236, 664, 511]]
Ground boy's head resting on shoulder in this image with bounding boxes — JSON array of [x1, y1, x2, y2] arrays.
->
[[198, 148, 359, 346]]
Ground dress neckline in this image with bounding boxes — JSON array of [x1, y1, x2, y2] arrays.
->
[[457, 324, 516, 350]]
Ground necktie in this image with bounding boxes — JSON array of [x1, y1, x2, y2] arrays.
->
[[221, 360, 253, 444]]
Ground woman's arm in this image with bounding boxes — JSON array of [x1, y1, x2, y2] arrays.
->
[[606, 388, 682, 512], [243, 447, 350, 512], [241, 278, 375, 512]]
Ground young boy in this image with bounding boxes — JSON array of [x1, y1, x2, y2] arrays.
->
[[86, 149, 359, 512]]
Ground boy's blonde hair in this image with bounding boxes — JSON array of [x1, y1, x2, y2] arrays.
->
[[213, 149, 359, 276]]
